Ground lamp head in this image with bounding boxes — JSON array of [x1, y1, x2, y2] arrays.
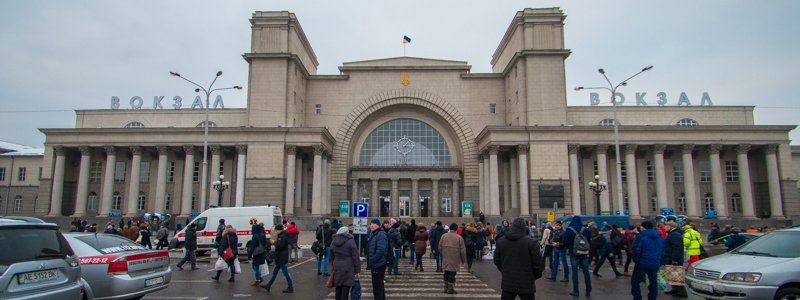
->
[[598, 68, 605, 74], [169, 71, 180, 77], [642, 65, 654, 72], [574, 87, 583, 91], [621, 82, 628, 86], [219, 174, 225, 180], [234, 86, 242, 90], [194, 88, 201, 93], [594, 174, 600, 180], [216, 71, 223, 76]]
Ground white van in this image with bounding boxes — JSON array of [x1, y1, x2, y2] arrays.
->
[[172, 205, 283, 254]]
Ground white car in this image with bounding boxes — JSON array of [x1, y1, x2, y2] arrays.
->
[[685, 226, 800, 299]]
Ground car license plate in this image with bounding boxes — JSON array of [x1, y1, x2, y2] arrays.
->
[[692, 281, 714, 293], [144, 276, 165, 287], [17, 269, 59, 285]]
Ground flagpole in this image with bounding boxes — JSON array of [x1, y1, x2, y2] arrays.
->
[[403, 43, 406, 56]]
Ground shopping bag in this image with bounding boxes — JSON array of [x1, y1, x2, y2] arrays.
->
[[350, 279, 362, 300], [233, 258, 242, 274], [659, 265, 685, 286], [656, 272, 669, 291], [259, 264, 270, 276], [214, 258, 227, 271], [482, 249, 494, 261]]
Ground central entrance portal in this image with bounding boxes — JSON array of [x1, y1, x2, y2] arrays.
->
[[399, 190, 411, 217]]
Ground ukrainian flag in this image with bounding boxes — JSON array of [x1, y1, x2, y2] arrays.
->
[[403, 35, 411, 44]]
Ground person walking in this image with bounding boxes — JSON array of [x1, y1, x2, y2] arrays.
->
[[439, 223, 466, 294], [155, 225, 169, 250], [385, 221, 402, 275], [430, 221, 445, 272], [562, 216, 592, 297], [662, 221, 686, 297], [494, 218, 544, 300], [548, 221, 569, 282], [407, 219, 418, 265], [212, 225, 238, 282], [261, 224, 294, 293], [683, 223, 703, 267], [176, 223, 198, 271], [139, 225, 152, 249], [623, 226, 637, 276], [630, 221, 664, 300], [414, 225, 429, 272], [593, 229, 623, 278], [317, 220, 335, 276], [330, 226, 360, 300], [367, 219, 388, 300], [215, 219, 226, 247], [462, 224, 477, 272], [247, 222, 270, 286]]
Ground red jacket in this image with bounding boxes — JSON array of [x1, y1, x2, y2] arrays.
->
[[285, 224, 301, 236]]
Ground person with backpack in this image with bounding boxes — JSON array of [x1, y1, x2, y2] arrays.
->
[[493, 218, 544, 300], [367, 219, 388, 300], [631, 221, 664, 300], [316, 220, 335, 276], [562, 216, 592, 297]]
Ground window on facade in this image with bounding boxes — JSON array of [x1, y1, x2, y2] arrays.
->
[[704, 193, 714, 212], [112, 192, 122, 211], [193, 162, 200, 182], [167, 161, 175, 182], [17, 167, 26, 182], [137, 194, 146, 210], [124, 121, 145, 128], [196, 121, 217, 128], [315, 104, 322, 115], [673, 160, 684, 182], [38, 167, 42, 180], [88, 192, 97, 211], [0, 167, 5, 182], [677, 193, 686, 212], [165, 194, 171, 211], [725, 161, 738, 182], [620, 163, 627, 182], [593, 161, 598, 176], [676, 118, 699, 126], [191, 193, 197, 211], [219, 162, 224, 177], [359, 118, 451, 167], [114, 162, 126, 182], [699, 160, 711, 182], [731, 193, 741, 213], [646, 161, 655, 182], [623, 194, 629, 211], [650, 194, 657, 212], [89, 162, 103, 183], [140, 161, 150, 183], [598, 119, 618, 126], [489, 103, 496, 114], [14, 195, 22, 212]]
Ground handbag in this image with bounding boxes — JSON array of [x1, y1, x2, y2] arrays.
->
[[351, 279, 362, 300], [252, 239, 267, 256], [222, 236, 235, 261]]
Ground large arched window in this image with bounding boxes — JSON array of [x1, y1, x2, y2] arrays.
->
[[124, 121, 145, 128], [359, 118, 451, 167], [598, 119, 619, 126], [196, 121, 217, 128], [676, 118, 699, 126]]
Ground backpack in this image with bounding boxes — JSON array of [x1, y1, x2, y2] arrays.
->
[[569, 227, 590, 255]]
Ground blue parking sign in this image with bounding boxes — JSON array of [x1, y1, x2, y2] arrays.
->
[[353, 202, 369, 218]]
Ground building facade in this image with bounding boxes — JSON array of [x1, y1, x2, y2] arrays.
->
[[4, 8, 799, 221]]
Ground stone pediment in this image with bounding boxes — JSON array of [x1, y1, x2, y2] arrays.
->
[[339, 56, 471, 71]]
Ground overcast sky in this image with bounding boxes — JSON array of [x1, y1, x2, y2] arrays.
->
[[1, 0, 798, 147]]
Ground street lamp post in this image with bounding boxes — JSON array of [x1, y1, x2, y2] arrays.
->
[[575, 65, 653, 216], [169, 71, 241, 212], [588, 175, 607, 215], [212, 175, 230, 207]]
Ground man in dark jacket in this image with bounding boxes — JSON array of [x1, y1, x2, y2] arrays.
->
[[707, 224, 722, 242], [562, 215, 592, 297], [725, 227, 747, 251], [176, 223, 198, 270], [662, 221, 686, 297], [385, 221, 402, 275], [407, 219, 417, 265], [430, 221, 446, 272], [367, 219, 388, 300], [316, 220, 335, 276], [494, 218, 544, 300], [262, 224, 293, 293], [631, 221, 664, 300]]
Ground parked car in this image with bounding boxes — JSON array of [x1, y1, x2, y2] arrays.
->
[[685, 227, 800, 299], [703, 233, 764, 257], [0, 216, 46, 223], [0, 219, 83, 299], [64, 233, 171, 299]]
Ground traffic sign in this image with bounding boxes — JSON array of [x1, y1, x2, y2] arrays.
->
[[353, 217, 369, 235], [353, 202, 369, 218], [547, 211, 555, 222]]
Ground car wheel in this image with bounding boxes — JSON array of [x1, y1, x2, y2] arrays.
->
[[776, 287, 800, 300]]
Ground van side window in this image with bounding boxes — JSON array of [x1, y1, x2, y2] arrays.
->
[[193, 217, 208, 231]]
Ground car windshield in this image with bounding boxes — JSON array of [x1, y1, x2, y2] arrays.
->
[[733, 231, 800, 258], [0, 228, 74, 267], [75, 234, 146, 254]]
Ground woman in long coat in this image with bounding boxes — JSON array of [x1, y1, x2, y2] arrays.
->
[[330, 227, 360, 300], [438, 223, 466, 294], [213, 225, 238, 282], [414, 225, 429, 272], [247, 223, 271, 286]]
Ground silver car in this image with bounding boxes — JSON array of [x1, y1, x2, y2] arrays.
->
[[0, 219, 83, 299], [64, 233, 172, 299], [685, 227, 800, 299]]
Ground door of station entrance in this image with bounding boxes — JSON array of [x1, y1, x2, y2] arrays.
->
[[379, 190, 391, 217], [399, 195, 410, 217], [419, 190, 431, 217]]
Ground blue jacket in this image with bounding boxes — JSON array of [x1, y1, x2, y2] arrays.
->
[[386, 227, 402, 250], [562, 216, 591, 252], [725, 233, 746, 251], [367, 229, 388, 269], [662, 228, 684, 265], [429, 225, 445, 251], [633, 229, 664, 271]]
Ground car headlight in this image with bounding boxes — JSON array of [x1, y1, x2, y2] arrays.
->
[[721, 272, 762, 282]]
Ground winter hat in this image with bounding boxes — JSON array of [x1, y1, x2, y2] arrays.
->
[[336, 227, 349, 235], [511, 218, 528, 232], [371, 218, 381, 225], [275, 224, 284, 231], [665, 221, 678, 228], [641, 221, 654, 229]]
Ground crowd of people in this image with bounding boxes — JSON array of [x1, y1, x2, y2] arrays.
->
[[68, 216, 172, 249]]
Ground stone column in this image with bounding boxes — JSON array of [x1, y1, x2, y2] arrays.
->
[[518, 145, 530, 217], [371, 179, 379, 217], [125, 146, 142, 216], [653, 144, 669, 210], [682, 145, 700, 218], [235, 145, 247, 207], [411, 178, 419, 217], [478, 156, 485, 215], [484, 153, 491, 214], [47, 146, 66, 217], [709, 144, 728, 218], [502, 159, 511, 214], [568, 144, 582, 215], [321, 154, 329, 216], [294, 155, 303, 209], [99, 146, 117, 217], [284, 146, 297, 216], [510, 155, 518, 209], [154, 145, 169, 214], [624, 145, 641, 218], [208, 145, 222, 207], [737, 145, 756, 219], [180, 145, 195, 216], [311, 145, 323, 215], [489, 146, 500, 216], [432, 179, 440, 217], [324, 155, 332, 216], [765, 144, 784, 218], [453, 179, 461, 217], [391, 179, 399, 216], [73, 146, 91, 217], [596, 145, 611, 213]]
